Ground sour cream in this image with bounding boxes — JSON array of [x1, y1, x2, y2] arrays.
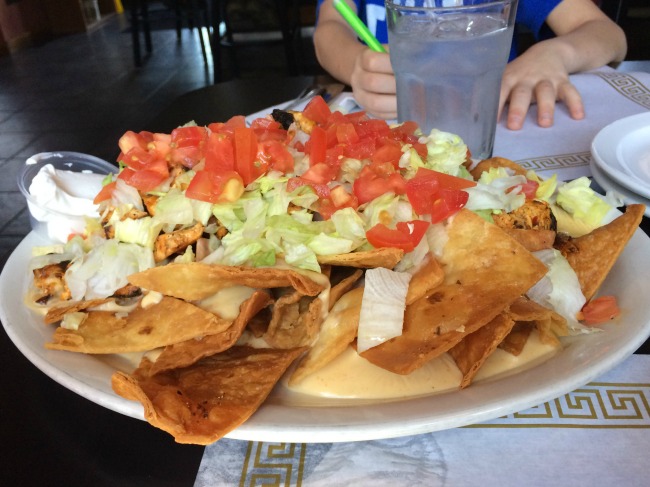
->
[[26, 163, 106, 242]]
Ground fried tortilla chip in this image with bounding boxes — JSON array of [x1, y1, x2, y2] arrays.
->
[[264, 290, 324, 348], [507, 296, 568, 346], [112, 346, 305, 444], [554, 204, 645, 300], [45, 296, 232, 353], [44, 298, 112, 325], [470, 156, 527, 180], [128, 262, 326, 301], [360, 210, 548, 375], [148, 291, 273, 376], [448, 312, 516, 389], [317, 248, 404, 269], [328, 268, 363, 311], [406, 255, 444, 305], [499, 322, 534, 356], [500, 228, 556, 252], [289, 287, 364, 385]]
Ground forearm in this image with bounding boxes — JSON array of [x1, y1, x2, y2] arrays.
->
[[532, 19, 627, 74], [313, 20, 367, 85]]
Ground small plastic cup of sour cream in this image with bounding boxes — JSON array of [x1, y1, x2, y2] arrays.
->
[[17, 152, 118, 243]]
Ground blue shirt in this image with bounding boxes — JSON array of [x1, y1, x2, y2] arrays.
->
[[317, 0, 562, 59]]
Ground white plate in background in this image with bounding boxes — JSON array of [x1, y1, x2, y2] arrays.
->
[[591, 112, 650, 199]]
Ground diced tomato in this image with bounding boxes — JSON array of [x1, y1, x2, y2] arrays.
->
[[355, 119, 391, 139], [406, 168, 475, 217], [316, 185, 359, 219], [171, 126, 207, 149], [353, 164, 406, 205], [258, 139, 294, 174], [512, 179, 540, 200], [343, 138, 376, 161], [301, 162, 337, 185], [185, 170, 244, 203], [204, 133, 235, 173], [234, 127, 265, 185], [371, 143, 403, 169], [303, 96, 331, 125], [307, 125, 327, 166], [251, 118, 288, 142], [170, 145, 203, 168], [336, 123, 359, 145], [118, 167, 167, 192], [93, 180, 117, 204], [428, 189, 469, 223], [366, 220, 429, 252], [150, 133, 172, 157], [118, 130, 152, 156], [287, 176, 331, 199], [580, 296, 621, 325]]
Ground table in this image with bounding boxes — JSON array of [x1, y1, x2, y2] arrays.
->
[[1, 64, 649, 486]]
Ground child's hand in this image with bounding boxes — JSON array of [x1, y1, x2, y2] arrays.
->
[[350, 49, 398, 120]]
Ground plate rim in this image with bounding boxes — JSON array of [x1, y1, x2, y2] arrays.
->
[[3, 229, 650, 443], [591, 112, 650, 198]]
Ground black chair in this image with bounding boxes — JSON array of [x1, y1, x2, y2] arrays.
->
[[598, 0, 629, 24], [129, 0, 210, 67], [208, 0, 307, 83]]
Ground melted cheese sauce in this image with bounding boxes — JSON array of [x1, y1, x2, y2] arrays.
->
[[285, 329, 559, 400], [194, 286, 257, 319]]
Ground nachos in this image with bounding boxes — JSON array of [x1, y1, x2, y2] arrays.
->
[[26, 96, 645, 443]]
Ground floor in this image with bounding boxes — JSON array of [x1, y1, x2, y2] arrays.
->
[[0, 5, 648, 270]]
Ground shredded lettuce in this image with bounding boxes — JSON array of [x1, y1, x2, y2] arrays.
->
[[65, 239, 155, 300], [555, 177, 612, 228]]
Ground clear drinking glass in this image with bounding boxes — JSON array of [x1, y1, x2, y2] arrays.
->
[[386, 0, 518, 160]]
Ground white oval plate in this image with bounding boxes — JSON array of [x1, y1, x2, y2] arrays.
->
[[591, 112, 650, 199], [2, 229, 650, 443]]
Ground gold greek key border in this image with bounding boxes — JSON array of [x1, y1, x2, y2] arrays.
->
[[595, 72, 650, 109], [237, 382, 650, 484], [514, 151, 591, 172], [240, 442, 306, 487], [466, 382, 650, 428]]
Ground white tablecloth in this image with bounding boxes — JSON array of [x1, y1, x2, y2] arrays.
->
[[196, 67, 650, 487]]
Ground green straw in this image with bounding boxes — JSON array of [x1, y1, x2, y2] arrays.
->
[[333, 0, 386, 53]]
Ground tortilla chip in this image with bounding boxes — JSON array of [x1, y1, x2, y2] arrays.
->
[[148, 291, 273, 375], [112, 346, 305, 444], [45, 296, 232, 353], [470, 157, 527, 180], [289, 287, 364, 385], [317, 248, 404, 269], [328, 268, 363, 311], [499, 322, 534, 356], [554, 204, 645, 300], [500, 228, 556, 252], [360, 210, 548, 375], [128, 262, 326, 301], [264, 290, 324, 348], [406, 255, 444, 305], [506, 296, 568, 346], [448, 312, 516, 388], [44, 298, 112, 325]]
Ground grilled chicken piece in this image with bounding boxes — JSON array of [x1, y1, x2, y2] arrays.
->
[[493, 200, 556, 231], [32, 261, 71, 304], [141, 194, 159, 216], [153, 222, 204, 262]]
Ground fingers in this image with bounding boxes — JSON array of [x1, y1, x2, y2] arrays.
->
[[504, 84, 534, 131], [350, 49, 397, 119], [558, 82, 585, 120], [502, 79, 582, 130]]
